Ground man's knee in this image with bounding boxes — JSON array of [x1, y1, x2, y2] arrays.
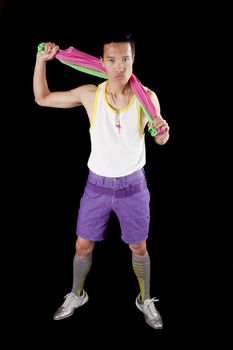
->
[[75, 236, 95, 258], [129, 240, 147, 257]]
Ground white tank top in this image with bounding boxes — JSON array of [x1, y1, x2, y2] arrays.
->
[[87, 81, 146, 177]]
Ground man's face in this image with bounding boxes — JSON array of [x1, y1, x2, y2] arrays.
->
[[101, 42, 134, 84]]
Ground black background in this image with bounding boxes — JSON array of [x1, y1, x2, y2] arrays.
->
[[1, 0, 230, 346]]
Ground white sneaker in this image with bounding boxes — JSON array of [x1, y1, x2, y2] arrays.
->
[[136, 294, 163, 329], [53, 291, 88, 320]]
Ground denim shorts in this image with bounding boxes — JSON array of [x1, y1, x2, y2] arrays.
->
[[76, 168, 150, 244]]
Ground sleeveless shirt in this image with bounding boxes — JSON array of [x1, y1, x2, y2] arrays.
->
[[87, 81, 146, 177]]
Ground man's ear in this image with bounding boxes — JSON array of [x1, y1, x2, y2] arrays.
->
[[100, 56, 104, 66]]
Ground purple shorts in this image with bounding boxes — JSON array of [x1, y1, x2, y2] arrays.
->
[[76, 168, 150, 244]]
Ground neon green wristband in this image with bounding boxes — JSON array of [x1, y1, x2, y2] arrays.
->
[[37, 42, 45, 53], [148, 125, 157, 137]]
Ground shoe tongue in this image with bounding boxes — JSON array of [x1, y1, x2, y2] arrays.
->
[[148, 301, 157, 315], [64, 293, 75, 306]]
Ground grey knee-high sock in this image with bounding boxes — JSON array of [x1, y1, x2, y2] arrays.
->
[[132, 254, 151, 301], [71, 255, 92, 296]]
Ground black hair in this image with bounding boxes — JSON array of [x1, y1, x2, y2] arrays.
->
[[100, 27, 135, 57]]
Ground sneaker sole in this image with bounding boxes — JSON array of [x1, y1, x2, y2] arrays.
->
[[145, 320, 163, 330]]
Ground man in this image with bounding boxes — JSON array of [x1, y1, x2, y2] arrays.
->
[[33, 30, 169, 329]]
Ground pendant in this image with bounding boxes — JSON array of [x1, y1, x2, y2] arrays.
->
[[115, 113, 122, 134]]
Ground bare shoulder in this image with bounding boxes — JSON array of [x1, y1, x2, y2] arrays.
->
[[84, 84, 98, 92], [72, 83, 97, 96], [69, 83, 97, 106], [142, 85, 161, 114], [79, 84, 97, 101]]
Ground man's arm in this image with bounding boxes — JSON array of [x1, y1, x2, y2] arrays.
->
[[146, 89, 170, 145], [33, 42, 95, 109]]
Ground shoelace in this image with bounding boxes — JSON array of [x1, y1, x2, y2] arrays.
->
[[144, 297, 160, 317], [63, 293, 77, 307]]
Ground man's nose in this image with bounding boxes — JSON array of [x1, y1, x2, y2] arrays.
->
[[116, 61, 124, 71]]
